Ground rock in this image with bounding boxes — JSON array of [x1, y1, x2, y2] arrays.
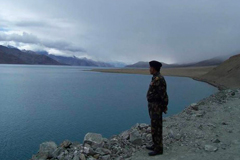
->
[[84, 133, 103, 148], [95, 148, 111, 155], [39, 141, 57, 153], [213, 139, 221, 143], [168, 130, 174, 139], [146, 127, 151, 132], [204, 145, 218, 152], [93, 154, 100, 159], [129, 129, 142, 145], [61, 140, 72, 148], [101, 154, 111, 160], [220, 144, 227, 150], [115, 156, 124, 160], [120, 130, 130, 140], [190, 103, 199, 111], [146, 134, 152, 141], [57, 152, 64, 159], [132, 123, 140, 129], [196, 113, 203, 117], [222, 122, 228, 125], [139, 123, 148, 128], [80, 153, 86, 160], [37, 141, 57, 159], [83, 146, 90, 154], [207, 123, 216, 128], [73, 155, 80, 160], [52, 147, 64, 158], [88, 148, 96, 156]]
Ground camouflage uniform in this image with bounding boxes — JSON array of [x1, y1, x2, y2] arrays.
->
[[147, 72, 168, 152]]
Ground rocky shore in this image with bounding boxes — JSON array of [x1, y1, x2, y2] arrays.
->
[[31, 88, 240, 160]]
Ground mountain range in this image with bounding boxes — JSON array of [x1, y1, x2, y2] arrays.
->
[[125, 54, 234, 68], [0, 45, 62, 65], [0, 45, 113, 67], [1, 44, 237, 68]]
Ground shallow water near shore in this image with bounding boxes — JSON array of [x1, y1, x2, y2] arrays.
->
[[0, 65, 218, 160]]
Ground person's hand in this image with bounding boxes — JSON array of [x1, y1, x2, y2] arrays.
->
[[163, 107, 168, 114]]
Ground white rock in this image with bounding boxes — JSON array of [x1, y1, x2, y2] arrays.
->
[[204, 145, 218, 152], [84, 133, 103, 147], [39, 141, 57, 154], [129, 129, 142, 145]]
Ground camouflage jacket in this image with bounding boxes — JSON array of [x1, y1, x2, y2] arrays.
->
[[146, 72, 168, 106]]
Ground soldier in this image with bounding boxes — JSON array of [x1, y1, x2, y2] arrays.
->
[[146, 60, 169, 156]]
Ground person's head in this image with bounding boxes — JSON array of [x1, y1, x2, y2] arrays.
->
[[149, 60, 162, 75]]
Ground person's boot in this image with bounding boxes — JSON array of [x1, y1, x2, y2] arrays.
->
[[146, 145, 155, 150], [148, 148, 163, 156]]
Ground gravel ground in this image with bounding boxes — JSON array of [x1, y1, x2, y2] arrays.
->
[[131, 89, 240, 160]]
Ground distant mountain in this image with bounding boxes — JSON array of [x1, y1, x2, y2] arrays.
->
[[0, 45, 63, 65], [0, 45, 113, 67], [126, 61, 169, 68], [126, 55, 231, 68], [0, 51, 25, 64], [48, 54, 114, 67], [34, 50, 49, 56], [108, 61, 126, 68], [198, 54, 240, 89]]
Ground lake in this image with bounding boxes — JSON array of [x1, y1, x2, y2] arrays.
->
[[0, 65, 218, 160]]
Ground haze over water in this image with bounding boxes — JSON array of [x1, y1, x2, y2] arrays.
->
[[0, 65, 218, 160]]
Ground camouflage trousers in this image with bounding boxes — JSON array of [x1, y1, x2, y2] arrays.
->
[[148, 102, 163, 152]]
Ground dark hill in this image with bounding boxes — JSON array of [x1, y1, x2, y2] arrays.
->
[[197, 54, 240, 89], [48, 54, 113, 67], [125, 55, 230, 68], [0, 45, 63, 65], [0, 51, 26, 64]]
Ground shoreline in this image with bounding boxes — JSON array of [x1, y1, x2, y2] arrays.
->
[[31, 88, 240, 160], [90, 66, 227, 90]]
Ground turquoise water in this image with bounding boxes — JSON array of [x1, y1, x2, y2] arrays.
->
[[0, 65, 218, 160]]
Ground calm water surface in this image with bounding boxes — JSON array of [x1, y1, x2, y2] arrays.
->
[[0, 65, 218, 160]]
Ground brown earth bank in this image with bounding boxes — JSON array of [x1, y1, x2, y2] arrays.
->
[[91, 53, 240, 90], [31, 89, 240, 160], [91, 66, 224, 88], [196, 54, 240, 90], [91, 66, 215, 78]]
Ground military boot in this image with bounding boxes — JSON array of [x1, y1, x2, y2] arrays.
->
[[146, 145, 155, 150], [148, 148, 163, 156]]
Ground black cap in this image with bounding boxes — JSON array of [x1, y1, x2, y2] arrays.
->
[[149, 60, 162, 72]]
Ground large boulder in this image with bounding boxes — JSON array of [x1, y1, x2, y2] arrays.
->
[[84, 133, 104, 148], [120, 130, 130, 140], [35, 141, 58, 159], [129, 129, 142, 145]]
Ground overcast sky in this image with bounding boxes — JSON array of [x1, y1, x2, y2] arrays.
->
[[0, 0, 240, 64]]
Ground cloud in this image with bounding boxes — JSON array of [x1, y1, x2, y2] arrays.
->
[[0, 32, 86, 52], [1, 0, 240, 63], [15, 21, 52, 28]]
